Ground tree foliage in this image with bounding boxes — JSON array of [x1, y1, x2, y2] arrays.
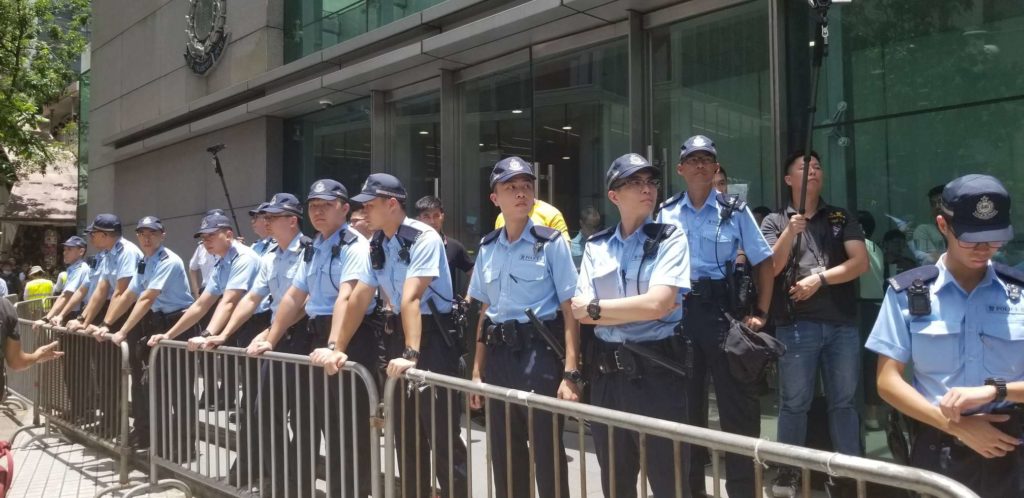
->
[[0, 0, 89, 188]]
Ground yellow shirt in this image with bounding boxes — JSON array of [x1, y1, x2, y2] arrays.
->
[[494, 199, 570, 242], [24, 278, 54, 301]]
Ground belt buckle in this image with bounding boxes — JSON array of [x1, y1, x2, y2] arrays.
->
[[613, 349, 625, 371]]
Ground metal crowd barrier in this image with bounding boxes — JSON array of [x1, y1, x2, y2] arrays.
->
[[125, 340, 383, 498], [382, 369, 979, 498], [6, 298, 56, 408], [9, 316, 136, 495]]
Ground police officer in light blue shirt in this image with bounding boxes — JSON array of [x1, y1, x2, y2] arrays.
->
[[90, 216, 193, 448], [39, 236, 92, 327], [320, 173, 468, 498], [657, 135, 774, 498], [247, 202, 275, 327], [467, 157, 581, 498], [571, 153, 691, 498], [147, 212, 261, 461], [247, 181, 376, 497], [867, 174, 1024, 498]]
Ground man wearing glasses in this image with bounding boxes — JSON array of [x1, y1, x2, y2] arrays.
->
[[867, 174, 1024, 498], [658, 135, 774, 498]]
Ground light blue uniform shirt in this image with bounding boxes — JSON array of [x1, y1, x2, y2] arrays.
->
[[206, 241, 260, 297], [575, 220, 691, 343], [657, 193, 773, 279], [360, 218, 454, 316], [866, 257, 1024, 411], [251, 233, 305, 318], [98, 238, 144, 298], [62, 260, 92, 309], [468, 220, 578, 323], [128, 247, 194, 313], [0, 278, 7, 297], [293, 225, 374, 318], [250, 237, 275, 313]]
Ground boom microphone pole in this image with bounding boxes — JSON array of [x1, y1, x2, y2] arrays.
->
[[206, 143, 241, 232]]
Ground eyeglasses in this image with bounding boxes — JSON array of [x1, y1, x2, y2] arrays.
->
[[614, 178, 662, 190], [955, 239, 1007, 249], [683, 156, 717, 167]]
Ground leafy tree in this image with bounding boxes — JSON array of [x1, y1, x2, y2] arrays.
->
[[0, 0, 89, 189]]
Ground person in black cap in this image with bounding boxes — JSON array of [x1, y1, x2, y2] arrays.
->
[[89, 216, 194, 448], [571, 153, 692, 498], [248, 202, 274, 256], [867, 174, 1024, 498], [66, 213, 145, 435], [466, 157, 581, 498], [316, 172, 469, 498], [35, 235, 93, 425], [658, 135, 775, 498], [147, 212, 262, 461], [246, 180, 378, 496]]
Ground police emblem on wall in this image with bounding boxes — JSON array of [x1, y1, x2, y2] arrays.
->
[[184, 0, 229, 75]]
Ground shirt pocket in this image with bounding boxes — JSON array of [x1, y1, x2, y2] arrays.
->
[[700, 224, 735, 265], [481, 267, 501, 302], [590, 263, 620, 299], [624, 258, 655, 296], [909, 320, 963, 376], [981, 316, 1024, 377], [509, 260, 548, 297]]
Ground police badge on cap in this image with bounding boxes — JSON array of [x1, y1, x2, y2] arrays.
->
[[940, 174, 1013, 243]]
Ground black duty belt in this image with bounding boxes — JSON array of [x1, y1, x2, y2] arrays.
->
[[592, 337, 690, 380], [151, 309, 187, 331], [687, 277, 729, 301], [481, 316, 563, 351]]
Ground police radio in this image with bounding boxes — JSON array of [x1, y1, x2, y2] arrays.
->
[[907, 279, 931, 316]]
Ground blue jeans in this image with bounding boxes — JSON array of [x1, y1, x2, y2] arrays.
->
[[776, 320, 862, 455]]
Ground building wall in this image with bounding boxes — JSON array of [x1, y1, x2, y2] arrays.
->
[[89, 0, 284, 254]]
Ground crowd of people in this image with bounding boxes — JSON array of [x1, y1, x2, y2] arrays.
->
[[14, 133, 1022, 498]]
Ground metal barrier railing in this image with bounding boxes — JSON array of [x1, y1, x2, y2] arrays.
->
[[125, 341, 383, 498], [10, 318, 136, 496], [7, 298, 56, 408], [382, 369, 979, 498]]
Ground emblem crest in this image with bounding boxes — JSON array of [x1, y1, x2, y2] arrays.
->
[[974, 196, 997, 220], [509, 159, 523, 171], [692, 136, 707, 147], [185, 0, 229, 75], [629, 154, 646, 165], [314, 181, 326, 193], [201, 219, 210, 229]]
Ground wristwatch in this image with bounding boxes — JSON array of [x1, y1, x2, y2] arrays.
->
[[402, 347, 420, 362], [752, 308, 768, 319], [986, 377, 1008, 402], [563, 369, 586, 387], [99, 321, 112, 329], [200, 329, 213, 338], [327, 341, 337, 351], [587, 299, 601, 320]]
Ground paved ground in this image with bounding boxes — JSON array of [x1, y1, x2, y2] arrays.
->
[[0, 395, 185, 498]]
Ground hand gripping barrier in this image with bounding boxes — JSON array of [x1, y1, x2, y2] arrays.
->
[[124, 340, 383, 498]]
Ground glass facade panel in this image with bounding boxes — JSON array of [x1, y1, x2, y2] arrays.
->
[[786, 1, 1024, 268], [77, 70, 89, 231], [389, 92, 441, 208], [285, 0, 446, 62], [454, 40, 629, 254], [283, 98, 372, 199], [650, 0, 774, 209]]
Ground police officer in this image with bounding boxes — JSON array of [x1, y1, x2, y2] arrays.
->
[[90, 216, 194, 448], [192, 193, 310, 491], [67, 214, 144, 435], [36, 235, 93, 425], [657, 135, 774, 498], [571, 153, 691, 498], [466, 157, 581, 498], [318, 173, 469, 498], [148, 212, 261, 460], [250, 180, 376, 497], [867, 174, 1024, 498]]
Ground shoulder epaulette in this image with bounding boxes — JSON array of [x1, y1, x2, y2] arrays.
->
[[716, 192, 747, 221], [588, 226, 616, 242], [339, 228, 359, 246], [994, 262, 1024, 287], [158, 248, 169, 261], [396, 224, 423, 243], [887, 265, 939, 293], [480, 228, 502, 246], [642, 222, 677, 240], [659, 192, 683, 212], [530, 225, 561, 242]]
